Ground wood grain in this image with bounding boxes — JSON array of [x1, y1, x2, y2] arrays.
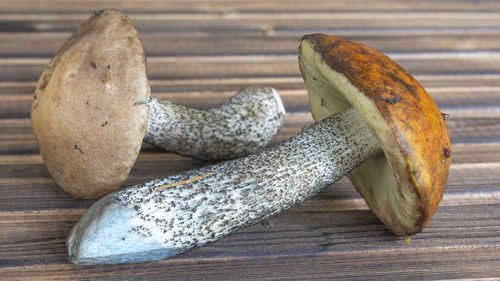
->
[[3, 34, 500, 58], [1, 204, 500, 279], [1, 0, 500, 280], [3, 85, 500, 119], [2, 11, 500, 36], [3, 0, 500, 13], [0, 107, 499, 152], [4, 54, 500, 82]]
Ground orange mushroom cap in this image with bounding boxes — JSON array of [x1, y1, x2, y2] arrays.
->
[[299, 34, 451, 236]]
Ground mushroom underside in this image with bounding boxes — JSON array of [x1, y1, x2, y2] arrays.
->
[[299, 39, 421, 236]]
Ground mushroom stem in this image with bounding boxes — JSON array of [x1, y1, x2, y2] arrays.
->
[[67, 107, 382, 265], [143, 86, 286, 160]]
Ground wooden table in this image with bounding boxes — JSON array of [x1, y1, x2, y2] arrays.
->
[[2, 1, 500, 280]]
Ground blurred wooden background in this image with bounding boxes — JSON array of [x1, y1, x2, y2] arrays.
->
[[1, 0, 500, 280]]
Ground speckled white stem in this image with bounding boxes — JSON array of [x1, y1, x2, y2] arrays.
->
[[143, 86, 286, 160], [67, 107, 382, 265]]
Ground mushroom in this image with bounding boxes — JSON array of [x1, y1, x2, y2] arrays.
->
[[30, 9, 286, 199], [66, 34, 451, 265]]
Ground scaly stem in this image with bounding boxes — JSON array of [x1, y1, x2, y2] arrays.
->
[[143, 86, 286, 160], [67, 107, 382, 265]]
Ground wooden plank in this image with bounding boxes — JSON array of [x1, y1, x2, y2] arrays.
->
[[10, 80, 500, 107], [3, 141, 500, 166], [1, 34, 499, 58], [2, 0, 500, 14], [451, 142, 500, 163], [0, 89, 310, 118], [3, 74, 500, 94], [3, 84, 500, 118], [0, 106, 499, 152], [9, 11, 491, 23], [2, 12, 500, 42], [4, 33, 500, 59], [1, 204, 499, 279], [0, 111, 311, 153], [3, 54, 500, 82], [2, 247, 500, 280], [0, 149, 499, 211]]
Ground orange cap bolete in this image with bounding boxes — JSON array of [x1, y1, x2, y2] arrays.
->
[[299, 33, 451, 236]]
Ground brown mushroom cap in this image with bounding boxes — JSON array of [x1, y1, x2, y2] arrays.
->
[[30, 9, 149, 199], [299, 34, 451, 236]]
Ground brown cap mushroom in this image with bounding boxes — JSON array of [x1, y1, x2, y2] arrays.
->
[[299, 33, 451, 236], [66, 34, 450, 265], [30, 9, 285, 199], [31, 9, 150, 199]]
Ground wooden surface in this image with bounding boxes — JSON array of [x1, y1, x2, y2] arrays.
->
[[1, 1, 500, 280]]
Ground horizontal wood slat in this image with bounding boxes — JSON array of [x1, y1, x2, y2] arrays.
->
[[2, 54, 500, 82], [2, 85, 500, 117], [0, 107, 498, 150], [1, 159, 500, 211], [2, 11, 500, 36], [2, 0, 500, 13], [3, 0, 500, 13], [4, 34, 500, 58], [2, 247, 500, 280], [1, 204, 499, 279]]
